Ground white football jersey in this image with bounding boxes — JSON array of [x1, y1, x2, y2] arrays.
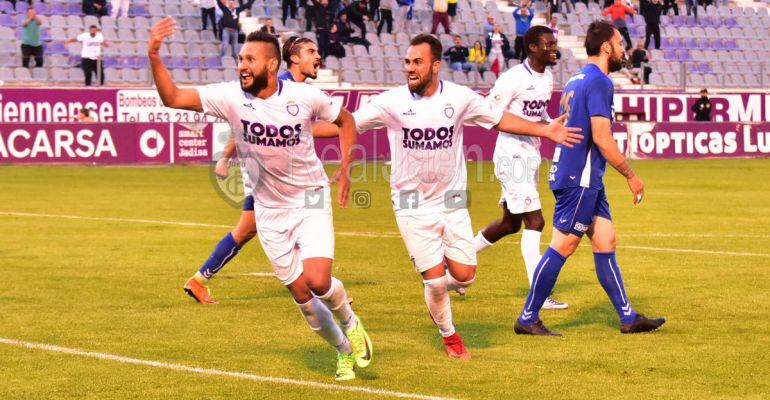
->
[[354, 80, 504, 215], [198, 80, 341, 208], [488, 61, 553, 148]]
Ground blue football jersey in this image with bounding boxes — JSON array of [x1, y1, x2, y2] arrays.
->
[[549, 63, 614, 190]]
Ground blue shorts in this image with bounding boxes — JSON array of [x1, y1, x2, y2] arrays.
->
[[552, 187, 612, 237], [243, 195, 255, 211]]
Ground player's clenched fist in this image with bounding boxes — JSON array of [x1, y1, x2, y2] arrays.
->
[[627, 174, 644, 205], [149, 16, 176, 55]]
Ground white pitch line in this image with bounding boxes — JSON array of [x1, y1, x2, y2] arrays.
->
[[0, 338, 458, 400], [242, 272, 275, 277], [2, 211, 768, 257]]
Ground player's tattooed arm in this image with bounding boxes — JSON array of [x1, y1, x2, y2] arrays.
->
[[332, 108, 357, 208], [495, 112, 583, 147], [148, 17, 203, 112], [591, 116, 644, 204]]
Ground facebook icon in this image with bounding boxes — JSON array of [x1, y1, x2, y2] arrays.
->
[[398, 190, 420, 210]]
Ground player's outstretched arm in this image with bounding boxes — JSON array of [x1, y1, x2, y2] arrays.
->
[[311, 121, 340, 138], [148, 17, 203, 112], [591, 116, 644, 204], [332, 108, 357, 208], [494, 112, 583, 148]]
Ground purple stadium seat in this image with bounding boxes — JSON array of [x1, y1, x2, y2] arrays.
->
[[663, 49, 677, 60], [204, 56, 222, 69], [130, 4, 150, 17], [724, 17, 737, 27], [171, 57, 188, 68], [672, 15, 685, 26], [685, 38, 697, 49], [724, 39, 737, 50], [15, 1, 29, 14], [684, 16, 697, 27], [119, 56, 137, 68], [0, 1, 14, 14], [672, 38, 684, 49], [49, 40, 68, 55], [49, 3, 67, 15], [40, 27, 51, 41], [67, 3, 82, 15], [0, 14, 13, 27], [188, 57, 202, 68], [135, 57, 149, 68], [679, 50, 692, 61], [33, 2, 49, 15], [103, 56, 118, 67]]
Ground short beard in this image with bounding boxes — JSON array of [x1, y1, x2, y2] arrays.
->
[[241, 69, 268, 94], [608, 54, 623, 73], [408, 69, 433, 96], [303, 64, 318, 80]]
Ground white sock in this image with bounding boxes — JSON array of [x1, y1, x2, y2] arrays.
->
[[423, 276, 455, 337], [446, 272, 476, 291], [296, 297, 351, 354], [315, 277, 358, 332], [475, 231, 493, 253], [521, 229, 542, 286]]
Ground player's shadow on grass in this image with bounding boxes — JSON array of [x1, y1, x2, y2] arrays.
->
[[430, 321, 506, 352], [510, 280, 591, 299], [551, 304, 619, 330], [299, 345, 379, 380]]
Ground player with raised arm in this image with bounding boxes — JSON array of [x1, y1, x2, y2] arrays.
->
[[353, 34, 582, 358], [183, 36, 338, 304], [149, 18, 372, 380], [514, 21, 666, 336], [475, 25, 569, 310]]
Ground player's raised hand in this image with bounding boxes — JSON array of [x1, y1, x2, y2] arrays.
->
[[627, 174, 644, 205], [214, 157, 229, 179], [544, 114, 583, 148], [149, 16, 176, 55]]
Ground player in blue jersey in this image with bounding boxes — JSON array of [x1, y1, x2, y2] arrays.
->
[[184, 36, 338, 304], [513, 21, 666, 335]]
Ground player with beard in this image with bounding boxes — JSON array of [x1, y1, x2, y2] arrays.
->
[[183, 36, 339, 304], [475, 25, 570, 310], [353, 34, 582, 358], [514, 21, 666, 336], [149, 19, 373, 380]]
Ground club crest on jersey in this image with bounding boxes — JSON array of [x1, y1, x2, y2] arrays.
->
[[286, 101, 299, 116], [444, 104, 454, 118]]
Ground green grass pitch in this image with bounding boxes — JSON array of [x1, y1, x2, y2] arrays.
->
[[1, 159, 769, 399]]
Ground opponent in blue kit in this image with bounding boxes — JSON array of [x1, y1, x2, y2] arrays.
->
[[514, 21, 666, 335]]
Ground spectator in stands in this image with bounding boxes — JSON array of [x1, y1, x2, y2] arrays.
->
[[313, 0, 334, 59], [601, 0, 635, 51], [377, 0, 395, 34], [65, 25, 109, 86], [303, 0, 316, 31], [110, 0, 131, 18], [483, 15, 496, 36], [20, 8, 43, 69], [549, 16, 559, 37], [662, 0, 678, 15], [217, 0, 255, 61], [328, 19, 347, 58], [469, 40, 487, 74], [444, 35, 473, 72], [641, 0, 662, 49], [396, 0, 414, 35], [345, 0, 370, 37], [430, 0, 451, 34], [260, 17, 278, 36], [692, 89, 712, 121], [200, 0, 219, 40], [83, 0, 109, 17], [77, 108, 95, 122], [630, 40, 652, 83], [282, 0, 297, 25], [447, 0, 458, 23], [513, 0, 533, 62], [335, 12, 370, 50], [486, 23, 510, 76], [685, 0, 698, 19], [369, 0, 381, 21]]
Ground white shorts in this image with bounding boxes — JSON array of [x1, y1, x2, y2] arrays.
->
[[394, 208, 476, 272], [254, 205, 334, 286], [493, 135, 542, 214]]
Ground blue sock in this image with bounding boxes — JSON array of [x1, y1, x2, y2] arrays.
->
[[594, 251, 637, 324], [518, 247, 566, 325], [198, 232, 241, 279]]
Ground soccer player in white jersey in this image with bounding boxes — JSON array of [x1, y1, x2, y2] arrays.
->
[[149, 18, 372, 380], [475, 26, 569, 310], [352, 34, 582, 358], [183, 36, 338, 304]]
